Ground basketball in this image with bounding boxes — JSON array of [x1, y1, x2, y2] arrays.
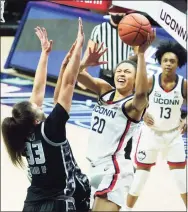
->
[[118, 13, 152, 46]]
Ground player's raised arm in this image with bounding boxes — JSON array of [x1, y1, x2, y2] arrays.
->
[[125, 29, 156, 119], [53, 41, 77, 105], [29, 27, 53, 107], [133, 30, 156, 110], [57, 18, 84, 113], [78, 43, 113, 95]]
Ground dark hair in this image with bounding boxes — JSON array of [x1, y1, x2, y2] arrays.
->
[[155, 41, 187, 68], [2, 101, 36, 167], [113, 60, 137, 75]]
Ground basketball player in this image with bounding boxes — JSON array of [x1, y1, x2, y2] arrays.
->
[[77, 29, 156, 211], [126, 41, 187, 211], [2, 18, 90, 211], [26, 39, 78, 183]]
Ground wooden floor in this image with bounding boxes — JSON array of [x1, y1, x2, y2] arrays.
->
[[1, 37, 186, 211]]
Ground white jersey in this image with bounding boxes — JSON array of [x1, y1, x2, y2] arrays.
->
[[147, 73, 184, 131], [87, 90, 139, 164]]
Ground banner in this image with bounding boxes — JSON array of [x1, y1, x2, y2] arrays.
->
[[156, 1, 187, 50], [53, 0, 112, 12]]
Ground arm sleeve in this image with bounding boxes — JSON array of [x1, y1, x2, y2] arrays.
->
[[41, 103, 69, 145], [90, 25, 99, 43]]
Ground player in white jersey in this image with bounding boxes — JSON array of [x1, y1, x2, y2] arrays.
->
[[126, 41, 187, 211], [78, 30, 156, 211]]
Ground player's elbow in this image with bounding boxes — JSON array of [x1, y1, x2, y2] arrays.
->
[[62, 70, 78, 87], [64, 78, 77, 87], [134, 92, 148, 100], [133, 94, 148, 111]]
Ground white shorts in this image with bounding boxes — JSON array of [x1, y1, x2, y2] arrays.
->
[[135, 124, 186, 167], [89, 156, 134, 208]]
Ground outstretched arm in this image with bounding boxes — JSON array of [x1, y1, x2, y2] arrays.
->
[[53, 41, 77, 105], [57, 18, 84, 113], [29, 27, 53, 107]]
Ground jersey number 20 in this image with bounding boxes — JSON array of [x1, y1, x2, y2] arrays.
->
[[25, 142, 45, 165], [160, 107, 171, 119], [92, 116, 106, 134]]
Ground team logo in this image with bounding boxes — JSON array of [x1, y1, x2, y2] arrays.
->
[[0, 0, 5, 23], [154, 91, 161, 97], [174, 91, 179, 99], [138, 150, 146, 161]]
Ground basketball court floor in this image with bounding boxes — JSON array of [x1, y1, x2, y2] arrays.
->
[[1, 37, 187, 211]]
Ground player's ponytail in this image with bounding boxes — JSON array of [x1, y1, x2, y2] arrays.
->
[[2, 117, 24, 167], [2, 101, 36, 167]]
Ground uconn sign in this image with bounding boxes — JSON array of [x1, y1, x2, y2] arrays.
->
[[160, 9, 187, 42]]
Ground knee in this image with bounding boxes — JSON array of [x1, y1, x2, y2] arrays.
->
[[170, 167, 187, 194], [129, 168, 150, 196]]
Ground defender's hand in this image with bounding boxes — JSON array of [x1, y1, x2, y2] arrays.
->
[[35, 27, 53, 53]]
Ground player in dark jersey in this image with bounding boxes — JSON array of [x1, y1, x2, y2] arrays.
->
[[2, 18, 90, 212]]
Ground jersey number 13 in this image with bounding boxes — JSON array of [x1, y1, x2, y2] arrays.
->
[[160, 107, 172, 119]]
